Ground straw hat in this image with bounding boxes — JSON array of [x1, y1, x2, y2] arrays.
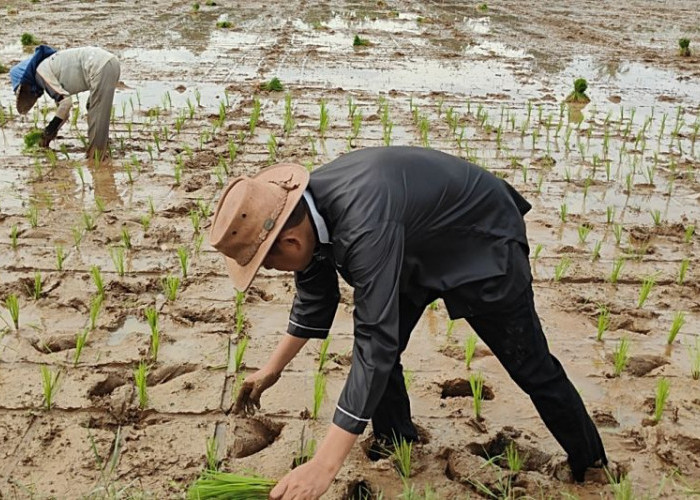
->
[[210, 163, 309, 291], [16, 84, 39, 114]]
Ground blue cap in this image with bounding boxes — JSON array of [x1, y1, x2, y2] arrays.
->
[[9, 57, 31, 93]]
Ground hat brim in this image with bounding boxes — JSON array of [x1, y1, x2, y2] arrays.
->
[[220, 163, 310, 292], [16, 84, 38, 114]]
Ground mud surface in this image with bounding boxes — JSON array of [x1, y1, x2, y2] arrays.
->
[[0, 0, 699, 498]]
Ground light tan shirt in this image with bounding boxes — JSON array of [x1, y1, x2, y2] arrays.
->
[[36, 47, 115, 120]]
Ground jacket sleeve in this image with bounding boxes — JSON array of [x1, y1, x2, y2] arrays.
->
[[288, 254, 340, 339], [333, 221, 404, 434]]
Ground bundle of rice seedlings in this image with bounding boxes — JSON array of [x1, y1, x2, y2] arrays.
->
[[187, 471, 276, 499]]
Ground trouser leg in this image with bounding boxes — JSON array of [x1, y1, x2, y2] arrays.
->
[[466, 286, 606, 481], [370, 293, 433, 444], [87, 57, 120, 159]]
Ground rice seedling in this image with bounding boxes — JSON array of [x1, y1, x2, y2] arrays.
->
[[612, 337, 630, 377], [133, 361, 149, 409], [565, 78, 590, 103], [591, 240, 602, 261], [72, 226, 83, 248], [162, 274, 180, 301], [89, 294, 103, 330], [678, 258, 689, 285], [140, 214, 151, 233], [91, 265, 105, 298], [216, 18, 232, 28], [637, 274, 656, 308], [678, 38, 691, 57], [95, 196, 106, 214], [27, 205, 38, 228], [21, 32, 39, 46], [652, 377, 670, 424], [684, 224, 695, 244], [577, 224, 591, 244], [311, 371, 326, 420], [353, 35, 370, 47], [55, 244, 65, 270], [609, 257, 625, 284], [31, 271, 42, 300], [266, 133, 278, 163], [559, 203, 568, 222], [464, 333, 478, 370], [73, 329, 89, 366], [110, 246, 126, 277], [391, 434, 413, 479], [191, 2, 200, 13], [10, 225, 18, 250], [24, 129, 43, 149], [650, 209, 662, 226], [318, 335, 331, 372], [283, 93, 295, 136], [233, 336, 248, 372], [532, 243, 543, 261], [469, 372, 485, 420], [205, 436, 219, 471], [82, 211, 96, 231], [260, 77, 283, 92], [667, 311, 685, 344], [607, 472, 633, 500], [249, 96, 261, 135], [319, 99, 329, 137], [596, 305, 610, 341], [444, 319, 456, 340], [177, 246, 189, 279], [187, 471, 276, 499], [194, 234, 205, 255], [145, 307, 159, 361], [292, 428, 316, 468], [505, 441, 522, 473], [553, 256, 571, 282], [689, 338, 700, 380], [5, 293, 19, 330], [40, 365, 60, 410]]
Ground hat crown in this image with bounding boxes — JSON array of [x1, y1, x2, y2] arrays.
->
[[210, 176, 290, 266]]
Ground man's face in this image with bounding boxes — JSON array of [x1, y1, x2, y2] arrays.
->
[[261, 219, 316, 272]]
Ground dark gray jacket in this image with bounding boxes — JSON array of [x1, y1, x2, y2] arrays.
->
[[287, 146, 531, 434]]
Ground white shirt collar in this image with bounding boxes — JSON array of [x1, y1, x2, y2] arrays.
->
[[303, 190, 330, 244]]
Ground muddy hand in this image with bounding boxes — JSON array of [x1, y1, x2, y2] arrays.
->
[[233, 368, 280, 416]]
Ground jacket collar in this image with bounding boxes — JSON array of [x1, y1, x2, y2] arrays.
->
[[303, 190, 330, 245]]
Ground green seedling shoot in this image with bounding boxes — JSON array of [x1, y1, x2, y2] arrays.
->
[[565, 78, 590, 103], [206, 436, 219, 471], [10, 225, 18, 250], [234, 336, 248, 372], [577, 224, 591, 244], [311, 371, 326, 420], [391, 434, 413, 479], [596, 305, 610, 341], [353, 35, 370, 47], [187, 471, 276, 499], [464, 333, 478, 370], [319, 99, 329, 138], [469, 372, 485, 420], [162, 274, 180, 301], [32, 271, 42, 300], [5, 293, 19, 330], [652, 378, 670, 423], [134, 361, 149, 409], [445, 319, 455, 339], [612, 337, 630, 377], [82, 211, 96, 231], [89, 294, 103, 331], [591, 240, 602, 261], [609, 257, 625, 284], [249, 97, 261, 135], [505, 441, 522, 473], [145, 307, 159, 362], [283, 93, 295, 136], [684, 224, 695, 244], [678, 258, 689, 285], [73, 329, 89, 367], [91, 265, 105, 298], [553, 256, 571, 282], [403, 369, 414, 391], [678, 38, 691, 57], [260, 77, 283, 91], [21, 32, 39, 46], [40, 365, 60, 410], [667, 311, 685, 344], [318, 336, 331, 372], [55, 244, 65, 270], [292, 428, 317, 468], [110, 246, 126, 277], [177, 246, 189, 279], [27, 205, 38, 228], [689, 338, 700, 380], [637, 275, 656, 308]]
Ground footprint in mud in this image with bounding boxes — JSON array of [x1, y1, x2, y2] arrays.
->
[[88, 373, 127, 398], [28, 334, 77, 353], [604, 354, 667, 377], [465, 428, 552, 473], [229, 417, 283, 458], [439, 378, 495, 400], [344, 479, 376, 500], [146, 364, 197, 385]]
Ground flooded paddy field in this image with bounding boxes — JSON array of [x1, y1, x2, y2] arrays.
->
[[0, 0, 699, 498]]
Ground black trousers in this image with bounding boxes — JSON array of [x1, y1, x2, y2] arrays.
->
[[371, 284, 607, 482]]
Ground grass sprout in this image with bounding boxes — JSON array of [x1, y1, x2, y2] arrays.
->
[[637, 274, 656, 308], [234, 336, 249, 372], [89, 294, 103, 330], [653, 377, 670, 423], [391, 434, 413, 479], [667, 311, 685, 344], [612, 337, 630, 377], [318, 335, 331, 372], [74, 329, 89, 366], [162, 274, 180, 301], [40, 365, 60, 410], [469, 372, 485, 420], [91, 265, 105, 298], [145, 307, 160, 362], [5, 293, 19, 330], [689, 338, 700, 380], [464, 333, 478, 370], [133, 361, 149, 409], [597, 305, 610, 341], [205, 436, 219, 471], [311, 371, 326, 420]]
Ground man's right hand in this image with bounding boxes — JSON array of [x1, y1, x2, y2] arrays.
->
[[233, 368, 281, 416]]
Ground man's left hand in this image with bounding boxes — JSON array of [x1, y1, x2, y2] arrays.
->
[[40, 116, 64, 148], [269, 459, 334, 500]]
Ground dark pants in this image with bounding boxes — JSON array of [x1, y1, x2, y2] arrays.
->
[[371, 283, 607, 482]]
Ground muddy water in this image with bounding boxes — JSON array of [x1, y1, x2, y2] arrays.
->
[[1, 0, 699, 498]]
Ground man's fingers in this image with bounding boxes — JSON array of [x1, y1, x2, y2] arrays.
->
[[233, 383, 253, 414], [269, 476, 288, 500]]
